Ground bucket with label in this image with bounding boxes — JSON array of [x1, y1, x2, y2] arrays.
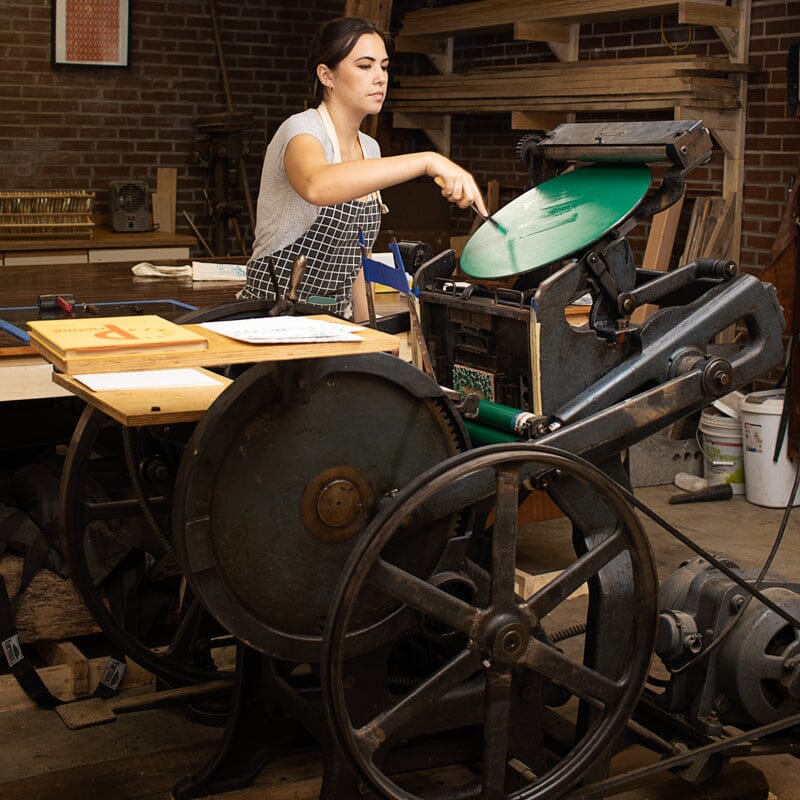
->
[[697, 409, 745, 494], [741, 389, 800, 507]]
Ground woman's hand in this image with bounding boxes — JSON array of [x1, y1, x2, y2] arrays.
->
[[428, 154, 489, 217]]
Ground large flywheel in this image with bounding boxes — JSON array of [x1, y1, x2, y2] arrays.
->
[[60, 405, 225, 686], [171, 353, 468, 662], [322, 444, 658, 800]]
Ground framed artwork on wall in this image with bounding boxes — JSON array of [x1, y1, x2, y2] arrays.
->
[[51, 0, 131, 67]]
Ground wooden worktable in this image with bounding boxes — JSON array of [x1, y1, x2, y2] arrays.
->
[[0, 259, 408, 402]]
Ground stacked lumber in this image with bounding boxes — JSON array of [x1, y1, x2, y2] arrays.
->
[[399, 0, 735, 37], [386, 56, 745, 114], [679, 194, 736, 264]]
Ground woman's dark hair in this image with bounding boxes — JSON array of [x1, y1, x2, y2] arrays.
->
[[306, 17, 393, 108]]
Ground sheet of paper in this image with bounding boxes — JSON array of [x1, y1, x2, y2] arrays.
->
[[199, 317, 363, 344], [192, 261, 247, 282], [74, 368, 222, 392]]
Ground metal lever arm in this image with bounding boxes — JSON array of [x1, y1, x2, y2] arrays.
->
[[618, 258, 738, 315]]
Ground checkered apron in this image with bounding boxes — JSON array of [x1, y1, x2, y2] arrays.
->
[[241, 198, 381, 319]]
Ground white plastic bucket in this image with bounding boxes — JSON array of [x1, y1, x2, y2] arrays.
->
[[698, 409, 745, 494], [741, 390, 800, 507]]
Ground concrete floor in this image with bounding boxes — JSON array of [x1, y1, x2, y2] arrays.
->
[[1, 483, 799, 799]]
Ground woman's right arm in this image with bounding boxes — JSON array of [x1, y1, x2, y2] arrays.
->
[[283, 134, 488, 216]]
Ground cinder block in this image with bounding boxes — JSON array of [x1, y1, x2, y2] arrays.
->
[[629, 431, 702, 488]]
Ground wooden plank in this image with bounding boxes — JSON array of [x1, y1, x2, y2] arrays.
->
[[0, 555, 100, 645], [400, 0, 682, 36], [34, 640, 90, 696], [394, 57, 745, 87], [679, 0, 741, 29], [514, 568, 589, 601], [390, 76, 738, 102], [700, 195, 736, 258], [514, 20, 574, 43], [387, 95, 740, 113], [155, 167, 177, 234], [697, 196, 727, 256], [394, 35, 450, 55], [52, 368, 232, 427]]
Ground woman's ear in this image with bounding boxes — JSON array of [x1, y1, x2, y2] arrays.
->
[[317, 64, 333, 90]]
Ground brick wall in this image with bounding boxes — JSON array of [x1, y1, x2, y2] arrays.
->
[[0, 0, 797, 270], [0, 0, 341, 249]]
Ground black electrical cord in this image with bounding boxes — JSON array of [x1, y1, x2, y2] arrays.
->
[[121, 427, 177, 561], [615, 468, 800, 632]]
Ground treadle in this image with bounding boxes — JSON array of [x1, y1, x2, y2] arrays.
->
[[55, 679, 234, 730], [56, 696, 112, 729]]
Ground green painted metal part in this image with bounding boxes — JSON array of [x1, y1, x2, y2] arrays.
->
[[460, 163, 652, 280], [474, 399, 529, 434], [464, 420, 519, 447]]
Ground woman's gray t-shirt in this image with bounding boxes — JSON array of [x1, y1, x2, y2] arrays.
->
[[250, 108, 381, 261]]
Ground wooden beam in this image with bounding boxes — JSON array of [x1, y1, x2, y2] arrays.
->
[[392, 112, 452, 156], [401, 0, 682, 37], [679, 1, 741, 28], [394, 35, 449, 55], [547, 22, 580, 62], [514, 21, 574, 43], [34, 640, 90, 696], [1, 555, 100, 644]]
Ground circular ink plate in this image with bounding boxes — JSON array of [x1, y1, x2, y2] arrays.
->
[[460, 163, 652, 280]]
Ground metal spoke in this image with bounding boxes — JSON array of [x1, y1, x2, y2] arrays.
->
[[355, 648, 484, 754], [368, 557, 479, 637], [481, 666, 513, 799], [491, 466, 521, 609], [523, 529, 626, 618], [520, 638, 624, 709], [81, 496, 167, 524]]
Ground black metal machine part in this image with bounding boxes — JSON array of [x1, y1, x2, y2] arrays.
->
[[51, 119, 799, 800]]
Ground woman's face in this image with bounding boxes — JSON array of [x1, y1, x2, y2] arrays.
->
[[321, 32, 389, 115]]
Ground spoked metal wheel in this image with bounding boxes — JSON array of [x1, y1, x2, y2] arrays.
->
[[60, 404, 225, 685], [322, 443, 658, 800]]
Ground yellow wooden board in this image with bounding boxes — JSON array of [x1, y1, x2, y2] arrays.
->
[[52, 368, 232, 426], [32, 315, 401, 374]]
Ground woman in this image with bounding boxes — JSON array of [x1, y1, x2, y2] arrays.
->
[[239, 16, 488, 320]]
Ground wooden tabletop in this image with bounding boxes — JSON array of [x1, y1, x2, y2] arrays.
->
[[0, 259, 244, 353]]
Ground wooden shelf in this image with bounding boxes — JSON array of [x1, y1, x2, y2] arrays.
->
[[0, 224, 196, 266], [400, 0, 742, 55], [391, 0, 751, 262]]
